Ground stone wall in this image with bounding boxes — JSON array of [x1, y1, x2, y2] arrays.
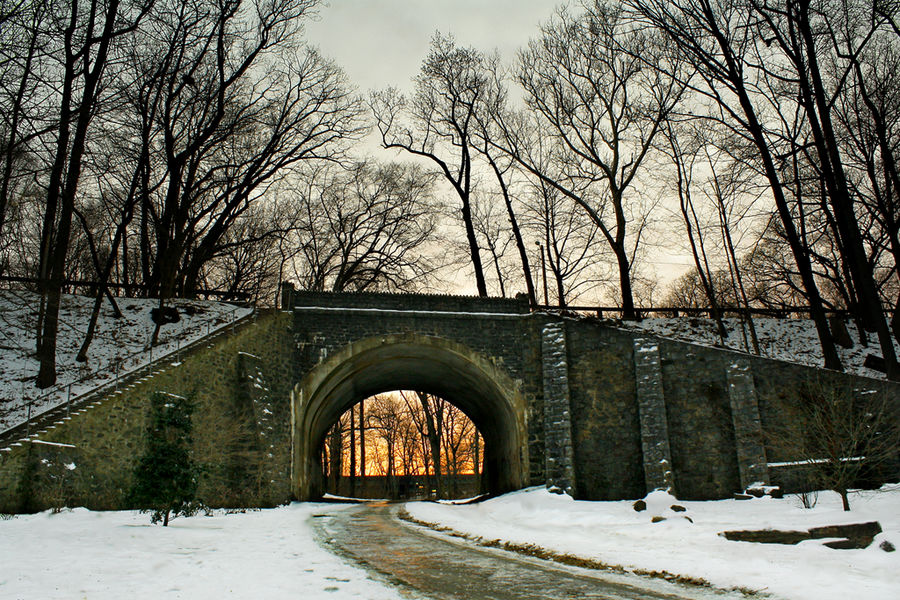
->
[[3, 290, 896, 513], [563, 316, 900, 500], [0, 311, 295, 513]]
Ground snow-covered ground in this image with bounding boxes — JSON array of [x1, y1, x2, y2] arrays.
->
[[407, 486, 900, 600], [0, 290, 253, 432], [0, 503, 402, 600], [618, 316, 896, 380], [6, 488, 894, 600]]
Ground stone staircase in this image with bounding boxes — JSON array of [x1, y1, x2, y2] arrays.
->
[[0, 309, 258, 452]]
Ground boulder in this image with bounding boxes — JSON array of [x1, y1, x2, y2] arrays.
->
[[721, 521, 882, 549], [829, 316, 854, 348], [150, 306, 181, 325], [721, 529, 810, 545]]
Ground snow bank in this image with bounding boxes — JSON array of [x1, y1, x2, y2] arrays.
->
[[406, 485, 900, 600], [620, 316, 897, 379], [0, 503, 401, 599], [0, 291, 253, 432]]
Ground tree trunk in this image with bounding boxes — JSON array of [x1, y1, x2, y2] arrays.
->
[[328, 423, 342, 493], [714, 25, 842, 371], [460, 192, 488, 296], [793, 4, 895, 378], [37, 0, 123, 388], [484, 149, 537, 305], [359, 401, 366, 479], [614, 243, 637, 319], [417, 392, 442, 499], [838, 488, 850, 512], [349, 406, 356, 497]]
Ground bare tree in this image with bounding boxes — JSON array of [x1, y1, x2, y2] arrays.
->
[[370, 33, 491, 296], [661, 119, 729, 340], [748, 0, 899, 377], [136, 0, 364, 301], [502, 1, 685, 318], [287, 161, 440, 293], [36, 0, 154, 387], [767, 378, 900, 511], [407, 391, 444, 498], [630, 0, 844, 370], [0, 0, 46, 248]]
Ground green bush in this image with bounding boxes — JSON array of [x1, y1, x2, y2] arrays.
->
[[129, 391, 202, 525]]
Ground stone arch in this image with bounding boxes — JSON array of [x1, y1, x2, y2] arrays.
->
[[291, 333, 529, 500]]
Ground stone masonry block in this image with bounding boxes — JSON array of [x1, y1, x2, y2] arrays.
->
[[726, 360, 770, 490], [633, 338, 675, 494], [541, 321, 575, 496]]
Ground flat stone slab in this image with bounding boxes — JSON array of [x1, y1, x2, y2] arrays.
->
[[721, 521, 882, 549]]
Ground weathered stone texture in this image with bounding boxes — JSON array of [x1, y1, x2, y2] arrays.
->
[[0, 312, 294, 513], [633, 339, 676, 494], [726, 360, 770, 490], [3, 292, 897, 512], [565, 323, 644, 500], [291, 293, 542, 487], [655, 341, 742, 500], [540, 321, 575, 495]]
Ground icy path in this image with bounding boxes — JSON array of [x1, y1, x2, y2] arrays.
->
[[316, 501, 735, 600]]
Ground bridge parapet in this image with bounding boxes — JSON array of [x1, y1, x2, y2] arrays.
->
[[287, 288, 531, 315]]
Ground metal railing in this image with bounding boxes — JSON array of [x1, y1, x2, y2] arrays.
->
[[530, 304, 861, 319], [1, 306, 257, 446]]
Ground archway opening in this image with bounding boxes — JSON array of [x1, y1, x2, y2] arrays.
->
[[292, 334, 527, 501], [320, 391, 484, 500]]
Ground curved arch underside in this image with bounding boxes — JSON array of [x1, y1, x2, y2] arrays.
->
[[292, 334, 528, 500]]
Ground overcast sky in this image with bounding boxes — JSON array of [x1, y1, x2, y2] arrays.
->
[[303, 1, 694, 291], [303, 1, 562, 94]]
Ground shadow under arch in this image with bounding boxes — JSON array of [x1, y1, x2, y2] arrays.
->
[[291, 333, 529, 501]]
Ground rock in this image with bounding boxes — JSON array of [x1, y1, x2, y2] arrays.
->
[[721, 521, 883, 549], [682, 516, 693, 523], [809, 522, 882, 549], [880, 540, 895, 552], [670, 504, 686, 512], [733, 493, 753, 500], [864, 353, 886, 373], [721, 529, 810, 545], [651, 515, 666, 523], [745, 484, 785, 499], [150, 306, 181, 325], [632, 499, 647, 512], [829, 315, 854, 348]]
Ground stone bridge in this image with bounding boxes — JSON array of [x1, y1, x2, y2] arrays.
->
[[1, 291, 895, 512], [287, 291, 785, 502]]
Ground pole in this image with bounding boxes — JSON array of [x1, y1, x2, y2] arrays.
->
[[537, 242, 549, 306]]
